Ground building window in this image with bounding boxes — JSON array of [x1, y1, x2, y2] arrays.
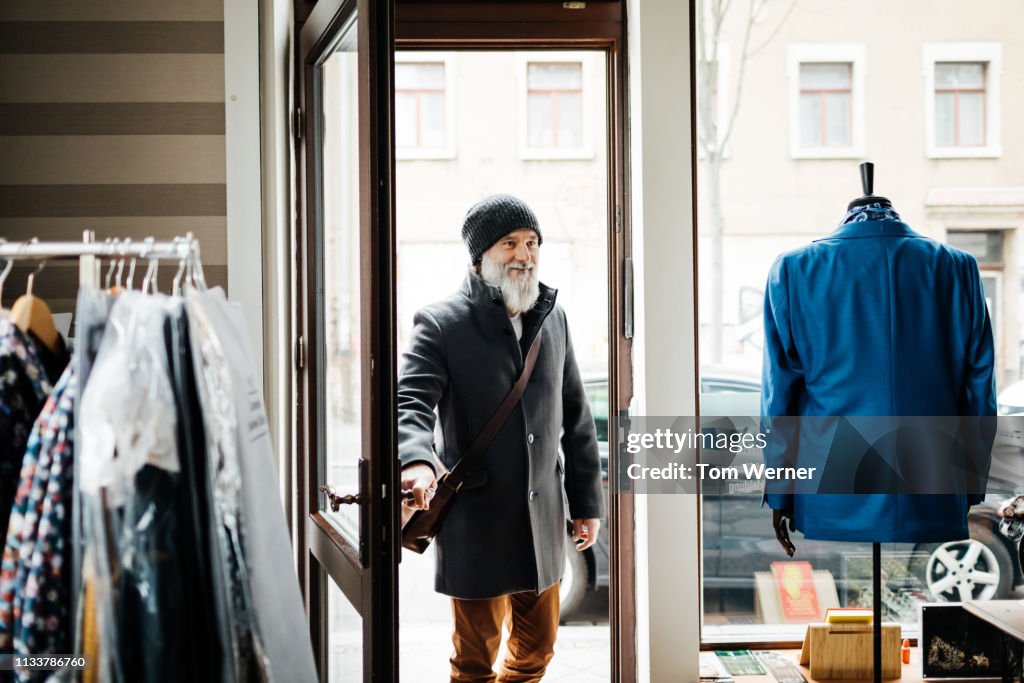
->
[[527, 62, 582, 148], [935, 63, 986, 147], [518, 55, 594, 160], [799, 63, 852, 147], [395, 56, 456, 159], [924, 44, 1002, 158], [787, 44, 866, 159]]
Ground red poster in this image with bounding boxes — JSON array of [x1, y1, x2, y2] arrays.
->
[[771, 561, 821, 623]]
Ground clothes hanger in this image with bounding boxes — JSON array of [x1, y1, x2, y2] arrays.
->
[[10, 257, 61, 354], [142, 256, 159, 294], [0, 254, 13, 320], [126, 256, 137, 291], [172, 255, 187, 297]]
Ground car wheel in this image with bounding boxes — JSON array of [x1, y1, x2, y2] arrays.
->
[[924, 534, 1013, 602], [559, 545, 590, 623]]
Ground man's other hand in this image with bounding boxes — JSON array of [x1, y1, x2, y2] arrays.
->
[[401, 463, 437, 511], [572, 518, 601, 551]]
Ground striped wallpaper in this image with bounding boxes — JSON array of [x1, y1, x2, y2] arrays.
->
[[0, 0, 228, 314]]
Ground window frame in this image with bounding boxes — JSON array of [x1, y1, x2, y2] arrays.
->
[[394, 51, 457, 160], [923, 43, 1002, 159], [517, 52, 596, 160], [787, 43, 866, 160]]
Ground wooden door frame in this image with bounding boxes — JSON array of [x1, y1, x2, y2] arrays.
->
[[394, 2, 636, 681], [295, 0, 399, 678]]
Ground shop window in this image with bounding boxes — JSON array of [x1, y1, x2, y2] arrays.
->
[[924, 43, 1002, 158], [395, 56, 455, 159], [787, 44, 865, 159]]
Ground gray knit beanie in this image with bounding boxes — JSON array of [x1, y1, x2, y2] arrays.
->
[[461, 194, 542, 264]]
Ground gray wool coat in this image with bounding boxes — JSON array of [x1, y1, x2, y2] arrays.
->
[[398, 270, 605, 599]]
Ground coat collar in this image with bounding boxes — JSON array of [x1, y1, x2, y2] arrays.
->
[[460, 269, 558, 318], [815, 219, 921, 242]]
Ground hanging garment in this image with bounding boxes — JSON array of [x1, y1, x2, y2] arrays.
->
[[761, 218, 996, 542], [0, 319, 68, 551], [185, 290, 271, 683], [0, 366, 75, 681], [69, 287, 114, 672], [78, 293, 192, 683], [186, 288, 315, 682], [162, 301, 229, 680]]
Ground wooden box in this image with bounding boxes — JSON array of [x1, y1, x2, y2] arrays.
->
[[799, 622, 902, 679]]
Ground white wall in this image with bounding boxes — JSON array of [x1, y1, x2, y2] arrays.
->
[[629, 0, 702, 680], [256, 0, 295, 527]]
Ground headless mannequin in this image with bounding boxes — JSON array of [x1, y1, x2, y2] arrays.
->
[[770, 163, 894, 556]]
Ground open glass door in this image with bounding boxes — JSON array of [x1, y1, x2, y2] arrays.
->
[[297, 0, 398, 680]]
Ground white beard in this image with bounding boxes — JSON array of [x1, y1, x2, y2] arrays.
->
[[479, 253, 540, 316]]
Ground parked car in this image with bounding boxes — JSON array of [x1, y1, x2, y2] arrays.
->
[[558, 371, 1023, 623]]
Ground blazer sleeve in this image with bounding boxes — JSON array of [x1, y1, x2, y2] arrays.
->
[[397, 309, 447, 473], [761, 255, 804, 512], [560, 310, 606, 520], [962, 256, 997, 506]]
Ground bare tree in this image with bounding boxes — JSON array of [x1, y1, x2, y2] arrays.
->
[[697, 0, 796, 364]]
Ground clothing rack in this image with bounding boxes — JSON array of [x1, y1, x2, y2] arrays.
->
[[0, 230, 204, 290], [0, 230, 206, 657]]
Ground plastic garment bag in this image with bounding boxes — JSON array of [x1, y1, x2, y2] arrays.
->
[[78, 293, 192, 683], [185, 289, 271, 682], [187, 288, 315, 682]]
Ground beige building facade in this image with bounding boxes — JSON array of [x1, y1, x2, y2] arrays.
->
[[698, 0, 1024, 390]]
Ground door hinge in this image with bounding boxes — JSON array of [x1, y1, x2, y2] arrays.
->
[[295, 335, 306, 370], [615, 205, 623, 234], [293, 107, 304, 140]]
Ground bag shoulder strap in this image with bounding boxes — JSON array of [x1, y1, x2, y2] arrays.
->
[[442, 329, 543, 490]]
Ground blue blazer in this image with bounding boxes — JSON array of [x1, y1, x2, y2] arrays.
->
[[761, 219, 996, 542]]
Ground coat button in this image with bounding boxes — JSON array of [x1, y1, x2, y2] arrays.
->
[[527, 433, 535, 444], [529, 490, 537, 501]]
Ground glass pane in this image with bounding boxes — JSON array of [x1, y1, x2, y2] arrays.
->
[[825, 92, 850, 146], [799, 93, 820, 147], [528, 62, 583, 90], [959, 92, 985, 145], [556, 91, 583, 148], [800, 62, 851, 89], [395, 91, 418, 147], [935, 92, 955, 146], [697, 1, 1020, 647], [947, 230, 1004, 264], [396, 62, 445, 89], [321, 24, 361, 536], [528, 92, 554, 147], [936, 62, 984, 88], [327, 573, 362, 682], [420, 92, 446, 148]]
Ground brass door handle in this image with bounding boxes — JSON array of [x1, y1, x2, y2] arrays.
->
[[320, 484, 361, 511]]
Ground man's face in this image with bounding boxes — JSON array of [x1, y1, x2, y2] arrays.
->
[[482, 229, 540, 276], [479, 228, 541, 315]]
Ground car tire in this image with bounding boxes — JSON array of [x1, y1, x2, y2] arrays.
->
[[559, 544, 590, 624], [922, 531, 1013, 602]]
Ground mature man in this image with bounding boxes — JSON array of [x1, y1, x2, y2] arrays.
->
[[398, 194, 605, 682]]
